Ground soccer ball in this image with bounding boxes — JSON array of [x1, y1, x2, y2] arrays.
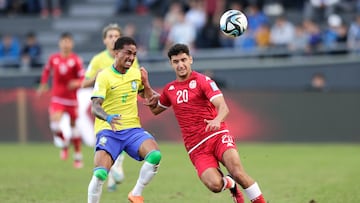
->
[[220, 10, 248, 37]]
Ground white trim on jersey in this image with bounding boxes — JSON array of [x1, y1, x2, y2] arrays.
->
[[158, 101, 169, 109], [51, 96, 78, 106], [209, 93, 223, 102], [188, 129, 229, 154]]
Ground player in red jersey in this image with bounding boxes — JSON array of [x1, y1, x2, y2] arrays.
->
[[143, 43, 266, 203], [38, 32, 85, 169]]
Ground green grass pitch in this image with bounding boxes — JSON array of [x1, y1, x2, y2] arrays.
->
[[0, 142, 359, 203]]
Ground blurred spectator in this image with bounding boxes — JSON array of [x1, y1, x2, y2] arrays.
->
[[255, 23, 271, 48], [227, 0, 244, 11], [303, 19, 323, 54], [245, 3, 269, 32], [115, 0, 148, 15], [26, 0, 41, 14], [7, 0, 26, 16], [164, 1, 184, 28], [0, 0, 41, 15], [306, 72, 328, 92], [0, 34, 21, 68], [234, 29, 257, 51], [185, 0, 206, 34], [123, 22, 147, 56], [40, 0, 63, 18], [347, 15, 360, 53], [303, 0, 340, 23], [195, 14, 221, 49], [0, 0, 7, 15], [165, 4, 196, 50], [204, 0, 217, 16], [146, 15, 168, 53], [269, 15, 295, 49], [289, 24, 310, 55], [21, 32, 42, 71], [323, 14, 348, 54]]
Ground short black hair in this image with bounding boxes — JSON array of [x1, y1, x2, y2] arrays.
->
[[60, 32, 73, 39], [113, 36, 137, 50], [167, 43, 190, 59]]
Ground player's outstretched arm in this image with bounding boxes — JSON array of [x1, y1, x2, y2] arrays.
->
[[37, 83, 48, 96], [147, 101, 166, 116], [81, 78, 94, 88]]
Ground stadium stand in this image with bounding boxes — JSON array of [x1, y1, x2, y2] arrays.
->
[[0, 0, 359, 91]]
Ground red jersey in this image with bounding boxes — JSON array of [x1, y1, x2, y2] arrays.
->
[[40, 53, 84, 106], [159, 71, 228, 152]]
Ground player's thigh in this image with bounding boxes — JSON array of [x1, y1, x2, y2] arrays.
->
[[124, 129, 158, 160], [66, 106, 78, 126], [222, 148, 246, 176], [138, 139, 159, 159]]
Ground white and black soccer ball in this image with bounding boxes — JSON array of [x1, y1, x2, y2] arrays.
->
[[220, 10, 248, 37]]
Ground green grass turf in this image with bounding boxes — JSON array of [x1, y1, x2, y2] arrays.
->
[[0, 142, 359, 203]]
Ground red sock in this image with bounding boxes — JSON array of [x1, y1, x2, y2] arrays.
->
[[251, 194, 266, 203], [71, 137, 82, 153]]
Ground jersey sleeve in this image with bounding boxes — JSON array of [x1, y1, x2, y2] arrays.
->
[[91, 71, 108, 99], [201, 75, 223, 102], [158, 85, 171, 108]]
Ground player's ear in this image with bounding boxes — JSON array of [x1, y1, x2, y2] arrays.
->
[[190, 56, 193, 64]]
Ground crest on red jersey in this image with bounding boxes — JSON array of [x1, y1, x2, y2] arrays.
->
[[189, 80, 196, 89]]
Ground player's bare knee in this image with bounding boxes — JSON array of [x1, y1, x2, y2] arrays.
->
[[205, 180, 223, 193], [202, 176, 223, 193]]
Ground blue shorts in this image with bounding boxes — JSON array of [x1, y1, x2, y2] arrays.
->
[[95, 128, 155, 162]]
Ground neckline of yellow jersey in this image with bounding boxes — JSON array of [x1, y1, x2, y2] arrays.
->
[[111, 65, 128, 75]]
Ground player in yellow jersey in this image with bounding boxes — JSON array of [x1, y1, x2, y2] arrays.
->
[[87, 36, 161, 203], [81, 23, 140, 191]]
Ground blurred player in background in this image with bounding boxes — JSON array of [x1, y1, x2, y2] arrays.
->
[[37, 32, 85, 169], [87, 36, 161, 203], [144, 43, 266, 203], [81, 23, 141, 191]]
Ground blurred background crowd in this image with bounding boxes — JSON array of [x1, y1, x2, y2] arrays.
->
[[1, 0, 360, 71]]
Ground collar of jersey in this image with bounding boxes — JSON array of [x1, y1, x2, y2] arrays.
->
[[112, 65, 128, 75]]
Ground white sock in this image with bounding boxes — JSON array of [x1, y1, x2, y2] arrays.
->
[[244, 182, 262, 201], [88, 176, 104, 203], [113, 152, 125, 169], [107, 170, 115, 188], [131, 161, 158, 196]]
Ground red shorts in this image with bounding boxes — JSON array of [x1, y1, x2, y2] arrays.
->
[[49, 102, 78, 121], [188, 132, 237, 177]]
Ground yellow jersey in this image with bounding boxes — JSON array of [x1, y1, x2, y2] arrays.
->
[[85, 50, 140, 79], [92, 65, 144, 134]]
